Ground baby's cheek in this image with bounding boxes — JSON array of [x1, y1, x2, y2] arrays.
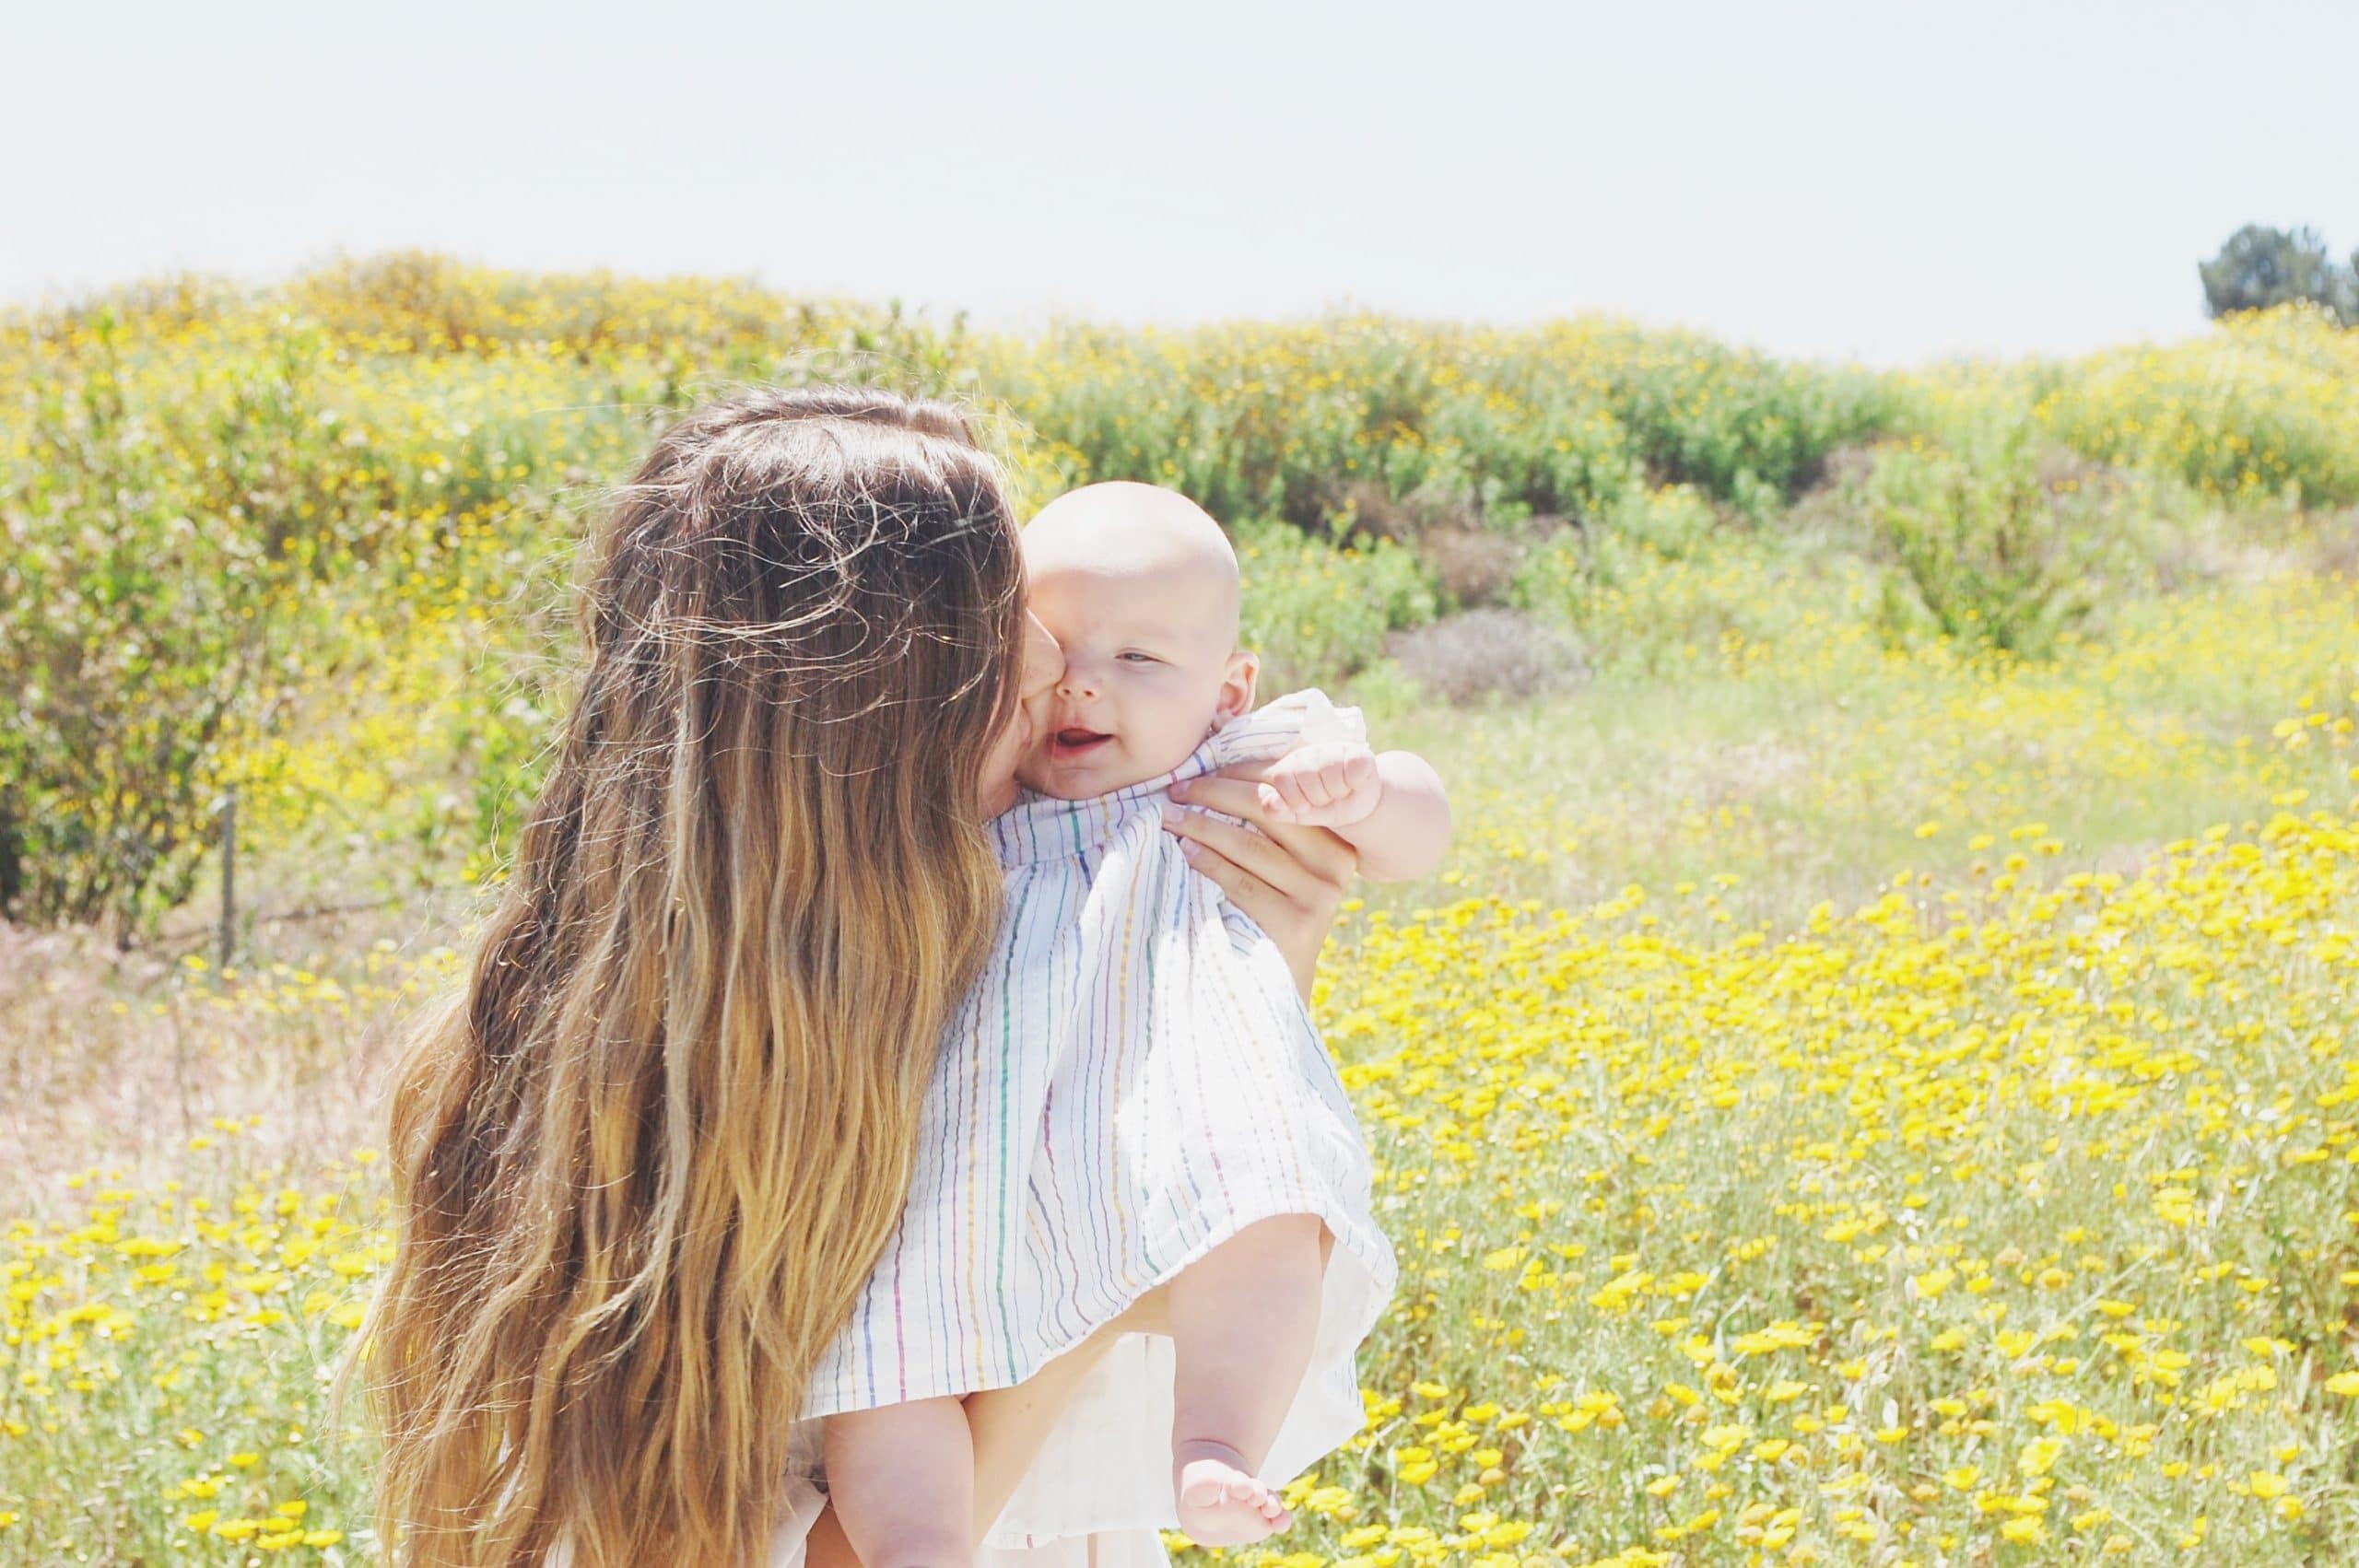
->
[[1146, 696, 1221, 764]]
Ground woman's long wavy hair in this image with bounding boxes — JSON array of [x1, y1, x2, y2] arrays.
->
[[334, 387, 1027, 1566]]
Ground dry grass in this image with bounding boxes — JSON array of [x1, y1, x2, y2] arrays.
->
[[1416, 526, 1527, 608], [1332, 477, 1484, 543], [1, 897, 468, 1199], [1386, 608, 1590, 707]]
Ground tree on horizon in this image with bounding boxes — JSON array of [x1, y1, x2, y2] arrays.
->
[[2199, 223, 2357, 324]]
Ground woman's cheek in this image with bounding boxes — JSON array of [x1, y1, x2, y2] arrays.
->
[[976, 716, 1028, 816]]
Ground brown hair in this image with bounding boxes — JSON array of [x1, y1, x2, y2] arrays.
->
[[335, 387, 1025, 1565]]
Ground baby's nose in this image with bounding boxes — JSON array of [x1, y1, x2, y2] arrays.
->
[[1058, 669, 1100, 699]]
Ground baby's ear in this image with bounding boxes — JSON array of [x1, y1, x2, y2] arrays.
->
[[1216, 649, 1260, 724]]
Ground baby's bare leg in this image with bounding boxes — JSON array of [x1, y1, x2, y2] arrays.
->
[[822, 1397, 972, 1567], [1168, 1213, 1327, 1546]]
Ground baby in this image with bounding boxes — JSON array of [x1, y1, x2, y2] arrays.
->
[[818, 481, 1449, 1562], [1016, 482, 1450, 1528]]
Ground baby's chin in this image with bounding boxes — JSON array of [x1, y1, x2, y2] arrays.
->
[[1018, 738, 1188, 801], [1016, 753, 1133, 802]]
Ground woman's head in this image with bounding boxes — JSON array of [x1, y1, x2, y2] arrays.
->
[[580, 386, 1038, 820], [344, 387, 1036, 1567]]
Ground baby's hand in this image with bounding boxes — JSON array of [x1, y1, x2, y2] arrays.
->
[[1257, 741, 1381, 827]]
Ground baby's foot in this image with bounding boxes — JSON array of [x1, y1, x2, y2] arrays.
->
[[1173, 1439, 1292, 1546]]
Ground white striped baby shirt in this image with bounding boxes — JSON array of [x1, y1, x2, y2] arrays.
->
[[795, 687, 1398, 1548]]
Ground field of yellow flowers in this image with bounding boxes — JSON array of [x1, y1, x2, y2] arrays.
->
[[8, 563, 2354, 1565], [5, 259, 2358, 1564]]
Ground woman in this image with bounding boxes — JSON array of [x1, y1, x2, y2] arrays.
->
[[339, 387, 1357, 1566]]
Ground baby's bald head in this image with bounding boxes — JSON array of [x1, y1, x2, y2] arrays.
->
[[1015, 481, 1261, 798], [1021, 481, 1240, 647]]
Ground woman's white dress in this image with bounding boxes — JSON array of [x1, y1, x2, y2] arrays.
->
[[780, 686, 1400, 1561]]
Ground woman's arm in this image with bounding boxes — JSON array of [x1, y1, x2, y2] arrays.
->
[[960, 1287, 1169, 1538], [1159, 760, 1359, 1000], [801, 1288, 1176, 1565]]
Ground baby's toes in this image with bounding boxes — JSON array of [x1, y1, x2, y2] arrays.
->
[[1178, 1458, 1251, 1508]]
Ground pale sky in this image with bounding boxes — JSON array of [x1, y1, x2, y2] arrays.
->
[[4, 0, 2353, 367]]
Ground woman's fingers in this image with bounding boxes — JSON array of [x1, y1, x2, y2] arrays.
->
[[1168, 772, 1359, 885], [1159, 800, 1320, 895], [1163, 762, 1358, 1000], [1169, 806, 1302, 905]]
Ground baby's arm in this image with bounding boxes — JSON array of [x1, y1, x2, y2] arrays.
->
[[1256, 741, 1450, 883]]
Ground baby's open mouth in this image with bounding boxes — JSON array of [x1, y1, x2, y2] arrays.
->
[[1050, 727, 1112, 759]]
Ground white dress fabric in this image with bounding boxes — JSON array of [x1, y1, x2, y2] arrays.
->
[[774, 685, 1401, 1558]]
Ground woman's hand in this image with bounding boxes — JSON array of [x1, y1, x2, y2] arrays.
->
[[1159, 759, 1358, 1000]]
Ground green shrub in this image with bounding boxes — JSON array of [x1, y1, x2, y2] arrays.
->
[[0, 318, 378, 937], [1490, 322, 1904, 509], [1235, 517, 1438, 694], [1607, 483, 1723, 558], [1863, 420, 2103, 658], [2034, 303, 2359, 509]]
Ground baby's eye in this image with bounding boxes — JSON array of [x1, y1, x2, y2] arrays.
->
[[1117, 651, 1159, 664]]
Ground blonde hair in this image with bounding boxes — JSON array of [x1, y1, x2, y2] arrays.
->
[[335, 387, 1025, 1565]]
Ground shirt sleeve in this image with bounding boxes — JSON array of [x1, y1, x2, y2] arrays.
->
[[1205, 686, 1369, 768]]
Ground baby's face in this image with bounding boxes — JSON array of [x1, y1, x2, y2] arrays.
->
[[1017, 555, 1254, 800]]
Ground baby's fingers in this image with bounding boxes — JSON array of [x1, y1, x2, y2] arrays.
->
[[1316, 758, 1361, 801], [1293, 764, 1337, 809], [1255, 780, 1297, 822]]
